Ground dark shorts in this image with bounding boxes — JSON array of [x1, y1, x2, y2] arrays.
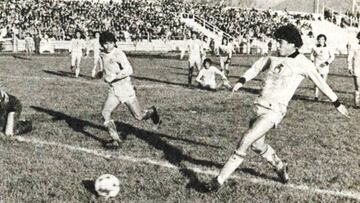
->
[[0, 95, 22, 131]]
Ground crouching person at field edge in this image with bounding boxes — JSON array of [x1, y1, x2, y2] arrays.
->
[[0, 89, 32, 136]]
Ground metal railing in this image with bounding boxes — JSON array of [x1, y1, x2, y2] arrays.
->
[[181, 13, 233, 40]]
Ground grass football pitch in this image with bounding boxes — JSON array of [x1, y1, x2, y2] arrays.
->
[[0, 53, 359, 202]]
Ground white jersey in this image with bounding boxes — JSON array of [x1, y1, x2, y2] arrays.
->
[[241, 51, 338, 111], [196, 66, 226, 88], [310, 45, 335, 73], [186, 39, 203, 57], [69, 38, 85, 54], [347, 42, 360, 76], [101, 48, 133, 84]]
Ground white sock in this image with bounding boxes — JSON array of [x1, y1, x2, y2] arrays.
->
[[261, 145, 284, 171], [75, 68, 80, 77], [217, 152, 246, 185]]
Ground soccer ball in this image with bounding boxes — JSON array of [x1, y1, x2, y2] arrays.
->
[[94, 174, 120, 199]]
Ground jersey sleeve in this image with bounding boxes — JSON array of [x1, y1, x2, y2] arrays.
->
[[242, 57, 271, 82], [310, 47, 315, 62], [115, 50, 133, 79], [304, 59, 338, 102]]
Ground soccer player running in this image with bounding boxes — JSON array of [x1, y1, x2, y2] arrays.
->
[[180, 32, 205, 88], [205, 25, 349, 192], [69, 30, 86, 78], [88, 32, 103, 78], [347, 32, 360, 107], [196, 58, 231, 91], [310, 34, 335, 100], [218, 38, 234, 76], [99, 31, 161, 149], [0, 89, 32, 137]]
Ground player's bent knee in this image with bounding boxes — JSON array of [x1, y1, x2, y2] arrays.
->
[[251, 143, 268, 155]]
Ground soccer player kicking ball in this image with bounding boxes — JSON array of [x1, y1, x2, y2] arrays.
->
[[99, 32, 161, 149], [347, 32, 360, 107], [0, 89, 32, 137], [205, 25, 350, 192], [69, 30, 86, 78], [310, 34, 335, 100], [180, 32, 205, 88], [196, 58, 231, 91]]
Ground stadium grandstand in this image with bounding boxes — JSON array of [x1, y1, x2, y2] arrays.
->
[[0, 0, 359, 54]]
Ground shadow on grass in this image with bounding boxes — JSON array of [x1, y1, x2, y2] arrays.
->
[[13, 54, 32, 60], [132, 75, 187, 87], [43, 70, 93, 80], [31, 106, 108, 144], [82, 180, 98, 196]]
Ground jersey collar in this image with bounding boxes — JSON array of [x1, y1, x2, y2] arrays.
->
[[287, 50, 299, 58]]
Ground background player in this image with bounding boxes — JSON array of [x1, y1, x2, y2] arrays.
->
[[218, 37, 234, 76], [69, 30, 85, 78], [310, 34, 335, 100], [87, 32, 103, 78], [0, 89, 32, 137], [24, 32, 34, 58], [205, 25, 349, 192], [99, 31, 161, 149], [180, 32, 205, 88], [196, 58, 231, 91], [347, 32, 360, 107]]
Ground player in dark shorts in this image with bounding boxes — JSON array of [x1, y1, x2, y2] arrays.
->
[[0, 92, 32, 136]]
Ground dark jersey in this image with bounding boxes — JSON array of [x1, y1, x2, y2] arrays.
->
[[0, 94, 22, 130]]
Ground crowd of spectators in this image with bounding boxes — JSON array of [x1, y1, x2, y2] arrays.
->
[[0, 0, 191, 41], [0, 0, 316, 55]]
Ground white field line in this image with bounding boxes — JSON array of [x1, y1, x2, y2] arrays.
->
[[12, 136, 360, 200]]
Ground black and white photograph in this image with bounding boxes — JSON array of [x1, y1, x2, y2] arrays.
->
[[0, 0, 359, 202]]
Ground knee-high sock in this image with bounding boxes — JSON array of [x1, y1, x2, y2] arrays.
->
[[217, 151, 246, 185], [104, 120, 120, 140], [260, 145, 284, 171]]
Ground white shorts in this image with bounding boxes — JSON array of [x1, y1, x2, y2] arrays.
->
[[189, 55, 202, 68], [108, 79, 136, 103], [71, 52, 82, 66], [253, 103, 286, 128]]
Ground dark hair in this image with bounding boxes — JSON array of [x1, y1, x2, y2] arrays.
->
[[274, 24, 303, 48], [316, 34, 327, 41], [203, 58, 212, 66], [357, 32, 360, 39], [99, 31, 116, 46]]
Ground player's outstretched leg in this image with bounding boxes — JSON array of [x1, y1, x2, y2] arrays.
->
[[205, 116, 280, 192], [102, 94, 122, 149], [125, 97, 161, 125]]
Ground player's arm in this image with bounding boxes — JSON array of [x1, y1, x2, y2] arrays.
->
[[232, 57, 271, 92], [180, 40, 189, 59], [69, 39, 73, 53], [195, 69, 205, 85], [326, 48, 335, 65], [307, 63, 349, 118], [310, 48, 315, 62], [115, 51, 133, 79]]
